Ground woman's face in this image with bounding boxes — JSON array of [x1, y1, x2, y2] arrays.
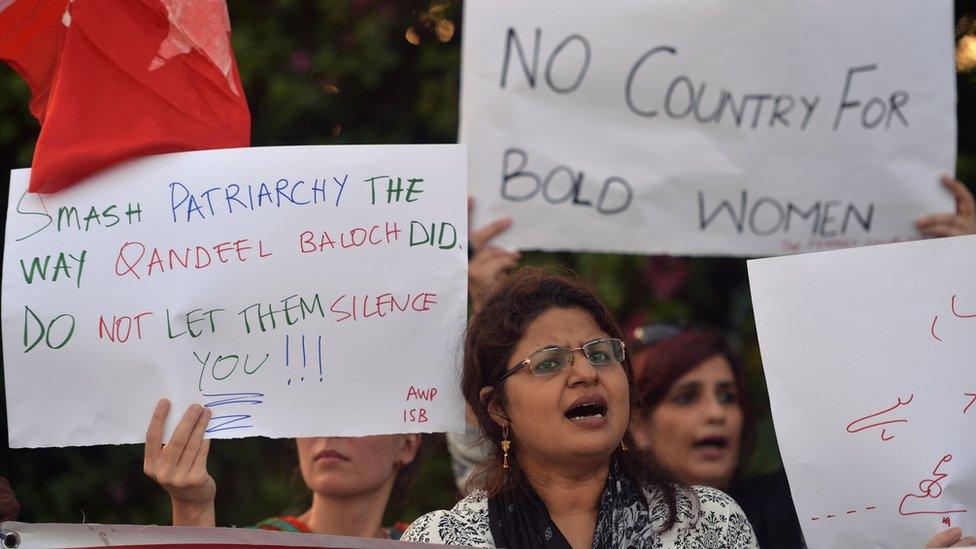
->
[[632, 355, 743, 489], [491, 306, 631, 470], [296, 434, 420, 498]]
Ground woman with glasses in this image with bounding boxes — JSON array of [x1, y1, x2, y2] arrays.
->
[[402, 268, 758, 548], [143, 400, 422, 539]]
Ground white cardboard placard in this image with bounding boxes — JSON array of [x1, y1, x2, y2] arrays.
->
[[748, 235, 976, 548], [462, 0, 956, 256], [2, 145, 468, 448]]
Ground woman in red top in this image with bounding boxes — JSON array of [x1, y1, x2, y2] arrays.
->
[[144, 399, 421, 539]]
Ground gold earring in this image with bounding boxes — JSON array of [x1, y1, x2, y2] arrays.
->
[[620, 440, 629, 452], [501, 426, 511, 469]]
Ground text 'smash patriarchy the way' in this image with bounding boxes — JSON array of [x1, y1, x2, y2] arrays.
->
[[2, 145, 468, 448]]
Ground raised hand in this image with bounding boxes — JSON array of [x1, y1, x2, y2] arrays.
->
[[144, 398, 217, 526], [916, 176, 976, 238], [925, 527, 976, 548], [468, 198, 520, 313]]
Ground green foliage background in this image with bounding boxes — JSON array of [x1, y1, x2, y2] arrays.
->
[[0, 0, 974, 528]]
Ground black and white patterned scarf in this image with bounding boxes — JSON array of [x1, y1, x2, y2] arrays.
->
[[487, 459, 656, 548]]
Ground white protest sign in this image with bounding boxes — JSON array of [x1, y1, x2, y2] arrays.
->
[[748, 235, 976, 548], [1, 145, 467, 448], [461, 0, 955, 256]]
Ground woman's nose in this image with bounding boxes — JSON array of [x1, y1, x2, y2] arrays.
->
[[704, 394, 727, 423], [566, 349, 598, 385]]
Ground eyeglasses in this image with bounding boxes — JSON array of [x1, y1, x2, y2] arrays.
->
[[494, 338, 626, 386]]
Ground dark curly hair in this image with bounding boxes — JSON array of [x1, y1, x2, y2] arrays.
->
[[462, 267, 681, 531]]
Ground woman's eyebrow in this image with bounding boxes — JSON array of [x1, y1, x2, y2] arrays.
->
[[532, 335, 608, 351], [530, 343, 562, 352], [671, 380, 702, 392]]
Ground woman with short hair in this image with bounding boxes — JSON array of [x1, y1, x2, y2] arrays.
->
[[403, 268, 758, 548]]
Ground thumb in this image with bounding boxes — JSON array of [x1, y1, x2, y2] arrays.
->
[[926, 526, 962, 548]]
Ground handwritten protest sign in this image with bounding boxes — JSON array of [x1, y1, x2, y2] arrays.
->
[[461, 0, 956, 256], [0, 522, 450, 548], [748, 235, 976, 548], [1, 145, 468, 448]]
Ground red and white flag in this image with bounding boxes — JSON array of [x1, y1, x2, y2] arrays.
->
[[0, 0, 251, 193]]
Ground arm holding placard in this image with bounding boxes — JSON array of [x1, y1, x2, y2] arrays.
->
[[143, 398, 217, 527], [915, 176, 976, 237], [467, 198, 519, 314]]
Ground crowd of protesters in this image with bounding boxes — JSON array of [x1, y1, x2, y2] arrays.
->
[[1, 179, 973, 548], [1, 1, 974, 543]]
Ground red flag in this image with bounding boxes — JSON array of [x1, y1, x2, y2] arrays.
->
[[0, 0, 251, 194], [0, 0, 69, 123]]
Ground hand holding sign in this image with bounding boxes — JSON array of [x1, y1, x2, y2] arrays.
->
[[915, 176, 976, 238], [143, 399, 216, 527], [467, 197, 519, 313], [925, 527, 976, 548]]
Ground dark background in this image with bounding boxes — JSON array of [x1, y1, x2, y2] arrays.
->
[[1, 0, 974, 527]]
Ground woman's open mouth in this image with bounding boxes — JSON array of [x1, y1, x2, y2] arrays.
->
[[692, 436, 730, 459], [564, 395, 609, 424]]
